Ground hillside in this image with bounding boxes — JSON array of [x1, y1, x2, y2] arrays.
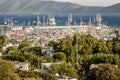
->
[[0, 0, 119, 14]]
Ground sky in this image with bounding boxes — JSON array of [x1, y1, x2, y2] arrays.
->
[[54, 0, 120, 6]]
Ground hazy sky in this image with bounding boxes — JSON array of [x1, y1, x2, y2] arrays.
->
[[54, 0, 120, 6]]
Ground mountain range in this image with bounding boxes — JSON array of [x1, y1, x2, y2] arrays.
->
[[0, 0, 120, 14]]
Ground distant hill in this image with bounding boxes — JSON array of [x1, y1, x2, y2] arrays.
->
[[0, 0, 119, 14], [100, 3, 120, 13]]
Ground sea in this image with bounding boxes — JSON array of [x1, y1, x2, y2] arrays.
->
[[0, 14, 120, 27]]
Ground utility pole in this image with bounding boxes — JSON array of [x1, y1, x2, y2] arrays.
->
[[38, 56, 39, 70], [76, 31, 79, 69]]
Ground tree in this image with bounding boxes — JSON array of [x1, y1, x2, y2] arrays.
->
[[17, 70, 57, 80], [0, 60, 20, 80], [87, 64, 120, 80], [49, 36, 75, 63], [18, 38, 30, 52], [113, 41, 120, 55], [53, 52, 66, 62], [48, 63, 78, 78], [29, 46, 42, 55], [73, 34, 97, 55], [48, 40, 59, 52], [106, 40, 113, 54], [0, 36, 7, 52], [93, 41, 109, 54], [82, 53, 120, 74], [91, 53, 120, 65], [58, 36, 74, 63], [0, 36, 7, 46], [2, 51, 42, 68], [5, 46, 18, 53]]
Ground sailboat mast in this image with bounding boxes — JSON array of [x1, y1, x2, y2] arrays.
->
[[37, 14, 40, 27]]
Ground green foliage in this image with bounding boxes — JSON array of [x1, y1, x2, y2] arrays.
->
[[5, 46, 18, 53], [73, 34, 97, 55], [82, 53, 120, 73], [2, 51, 42, 68], [106, 40, 114, 54], [0, 36, 7, 46], [49, 34, 102, 67], [0, 60, 20, 80], [0, 36, 7, 52], [2, 33, 120, 80], [28, 46, 41, 55], [91, 53, 120, 65], [18, 38, 30, 52], [47, 64, 60, 75], [113, 41, 120, 54], [41, 56, 53, 63], [93, 41, 109, 54], [48, 63, 78, 78], [49, 36, 75, 64], [53, 52, 66, 62], [87, 64, 120, 80], [48, 40, 59, 52], [17, 70, 57, 80]]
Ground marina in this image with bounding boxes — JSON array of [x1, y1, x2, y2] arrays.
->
[[0, 13, 117, 47]]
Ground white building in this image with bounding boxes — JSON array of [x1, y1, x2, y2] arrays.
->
[[41, 62, 61, 72], [90, 63, 118, 70], [55, 73, 77, 80], [41, 63, 52, 72], [0, 52, 2, 56], [15, 61, 29, 71], [2, 43, 13, 52]]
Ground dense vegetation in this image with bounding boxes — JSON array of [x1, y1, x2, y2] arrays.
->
[[0, 60, 20, 80], [87, 64, 120, 80], [0, 33, 120, 80]]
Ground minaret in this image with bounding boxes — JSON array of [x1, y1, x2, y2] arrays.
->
[[96, 13, 102, 26]]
